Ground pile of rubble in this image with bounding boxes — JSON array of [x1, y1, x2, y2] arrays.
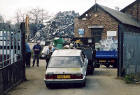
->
[[33, 11, 79, 41], [95, 37, 118, 51]]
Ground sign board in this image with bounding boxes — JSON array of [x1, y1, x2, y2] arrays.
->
[[107, 31, 117, 36], [79, 35, 84, 37], [78, 29, 85, 35]]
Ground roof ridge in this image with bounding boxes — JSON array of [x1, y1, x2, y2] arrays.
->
[[79, 3, 140, 28], [97, 4, 140, 28], [98, 4, 132, 16]]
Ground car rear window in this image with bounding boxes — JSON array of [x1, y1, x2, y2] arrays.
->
[[48, 56, 83, 68]]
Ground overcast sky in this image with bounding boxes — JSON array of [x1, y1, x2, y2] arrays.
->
[[0, 0, 135, 21]]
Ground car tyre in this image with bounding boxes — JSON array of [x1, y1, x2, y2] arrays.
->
[[92, 67, 95, 74], [89, 68, 94, 75], [82, 81, 86, 87], [45, 84, 52, 89], [96, 64, 100, 68], [113, 64, 117, 68], [106, 64, 110, 68], [90, 70, 93, 75]]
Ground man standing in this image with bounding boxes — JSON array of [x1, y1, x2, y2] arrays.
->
[[32, 41, 41, 67], [25, 43, 31, 67], [45, 46, 54, 68], [45, 46, 52, 64]]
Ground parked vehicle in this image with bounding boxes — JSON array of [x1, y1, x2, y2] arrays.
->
[[95, 51, 118, 68], [44, 49, 88, 88], [95, 38, 118, 68], [82, 47, 95, 74]]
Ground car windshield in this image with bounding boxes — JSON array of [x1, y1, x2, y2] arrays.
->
[[48, 56, 83, 68]]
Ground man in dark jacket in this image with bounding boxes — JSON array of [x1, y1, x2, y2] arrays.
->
[[32, 42, 41, 67]]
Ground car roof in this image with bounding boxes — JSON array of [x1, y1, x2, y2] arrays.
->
[[52, 49, 81, 57]]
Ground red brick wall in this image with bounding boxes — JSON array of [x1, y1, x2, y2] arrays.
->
[[122, 1, 140, 21], [74, 8, 119, 39]]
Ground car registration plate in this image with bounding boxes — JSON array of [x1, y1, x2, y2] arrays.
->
[[57, 75, 70, 79], [99, 60, 106, 62]]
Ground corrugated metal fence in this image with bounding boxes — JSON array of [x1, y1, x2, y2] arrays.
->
[[118, 24, 140, 77]]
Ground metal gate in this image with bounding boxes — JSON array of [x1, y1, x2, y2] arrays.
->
[[118, 24, 140, 77], [0, 23, 26, 94]]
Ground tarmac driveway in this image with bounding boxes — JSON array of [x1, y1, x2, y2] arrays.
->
[[8, 59, 140, 95]]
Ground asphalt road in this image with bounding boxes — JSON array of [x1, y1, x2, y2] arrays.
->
[[8, 59, 140, 95]]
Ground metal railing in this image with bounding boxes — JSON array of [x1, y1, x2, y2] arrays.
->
[[0, 23, 25, 95], [0, 30, 21, 68]]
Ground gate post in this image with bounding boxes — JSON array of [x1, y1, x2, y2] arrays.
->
[[118, 25, 120, 77], [118, 24, 124, 77], [20, 22, 26, 81], [0, 70, 3, 94]]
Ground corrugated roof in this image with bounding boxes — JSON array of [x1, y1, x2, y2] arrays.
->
[[52, 49, 81, 56], [79, 4, 140, 28]]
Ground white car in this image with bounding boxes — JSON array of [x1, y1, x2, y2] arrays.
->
[[44, 49, 88, 87]]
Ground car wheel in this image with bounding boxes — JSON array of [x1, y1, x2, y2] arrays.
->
[[92, 67, 95, 74], [82, 81, 86, 87], [45, 84, 52, 88], [89, 69, 93, 75], [96, 64, 100, 68], [113, 64, 117, 68], [106, 64, 110, 68], [87, 69, 92, 75]]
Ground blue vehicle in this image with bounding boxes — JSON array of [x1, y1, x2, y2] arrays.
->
[[95, 50, 118, 68]]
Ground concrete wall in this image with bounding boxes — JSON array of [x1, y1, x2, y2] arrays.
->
[[74, 7, 119, 39]]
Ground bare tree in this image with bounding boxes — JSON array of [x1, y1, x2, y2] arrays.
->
[[29, 8, 42, 24], [0, 15, 4, 23], [15, 9, 26, 24], [14, 8, 50, 38], [29, 7, 50, 24], [40, 9, 50, 24]]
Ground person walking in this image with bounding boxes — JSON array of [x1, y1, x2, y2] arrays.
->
[[32, 41, 42, 67], [25, 43, 31, 67]]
